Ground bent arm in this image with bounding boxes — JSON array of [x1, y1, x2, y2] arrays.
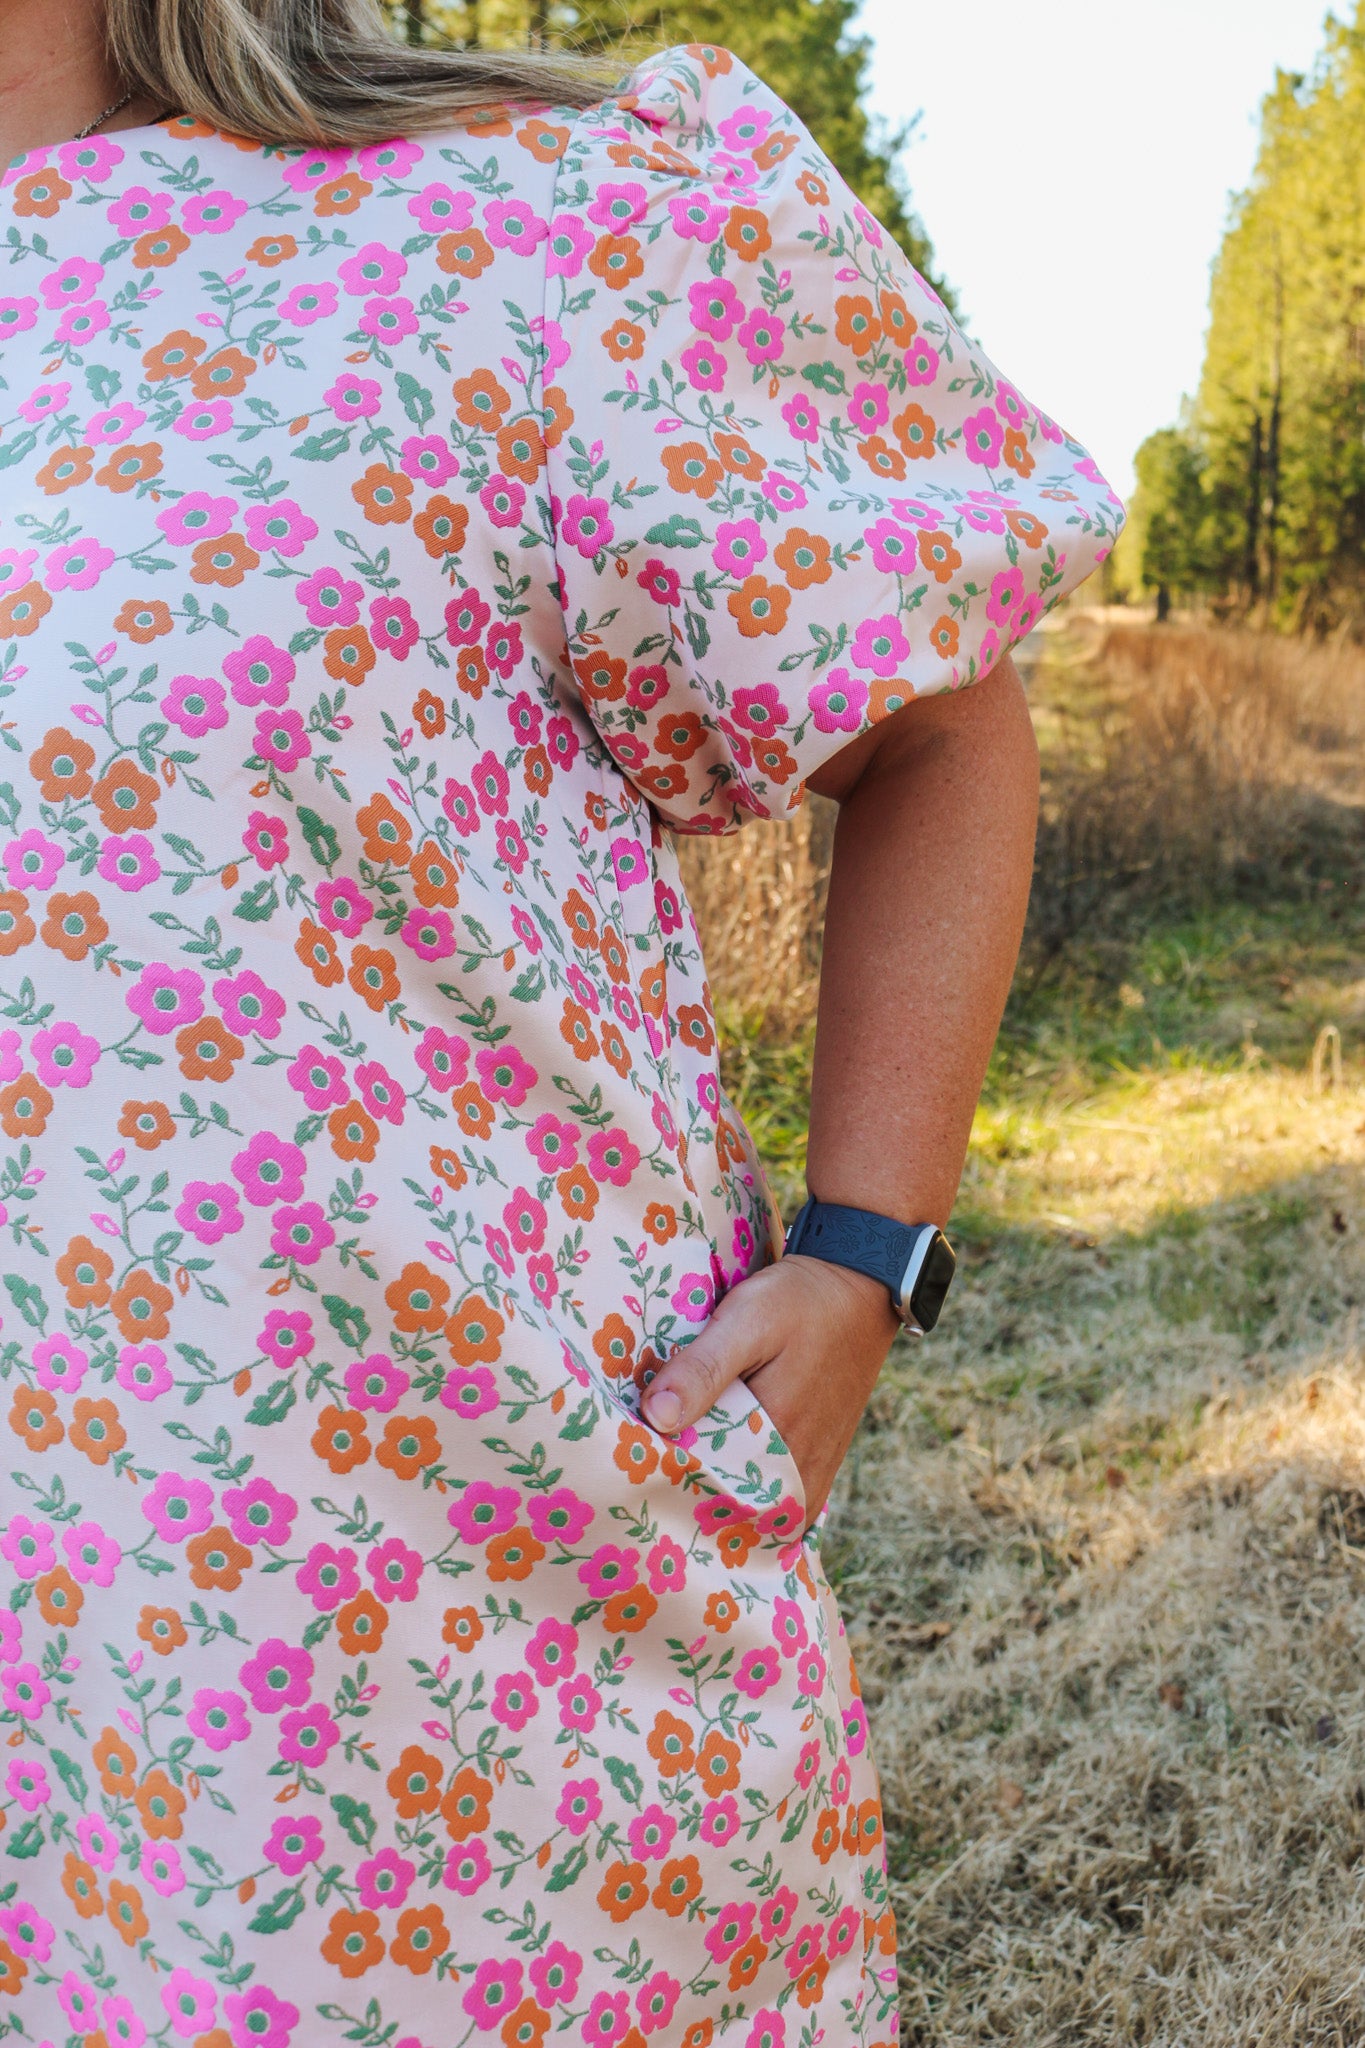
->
[[642, 655, 1040, 1521], [803, 648, 1040, 1231]]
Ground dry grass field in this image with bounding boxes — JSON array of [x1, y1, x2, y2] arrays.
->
[[684, 618, 1365, 2044]]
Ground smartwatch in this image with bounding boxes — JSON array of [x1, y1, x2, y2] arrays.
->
[[784, 1195, 956, 1332]]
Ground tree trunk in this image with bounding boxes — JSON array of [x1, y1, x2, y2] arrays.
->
[[405, 0, 424, 44], [1156, 582, 1171, 624], [1264, 260, 1285, 607], [528, 0, 549, 47], [1243, 408, 1262, 608]]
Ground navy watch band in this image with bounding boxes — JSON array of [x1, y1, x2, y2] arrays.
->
[[783, 1196, 956, 1330]]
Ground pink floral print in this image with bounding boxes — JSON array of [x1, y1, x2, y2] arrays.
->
[[0, 39, 1118, 2048]]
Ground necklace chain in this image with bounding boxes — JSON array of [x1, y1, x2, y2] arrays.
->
[[72, 89, 136, 143]]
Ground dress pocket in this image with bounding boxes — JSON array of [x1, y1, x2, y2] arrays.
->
[[693, 1372, 808, 1543]]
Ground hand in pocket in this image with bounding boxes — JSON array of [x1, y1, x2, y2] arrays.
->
[[642, 1254, 899, 1532]]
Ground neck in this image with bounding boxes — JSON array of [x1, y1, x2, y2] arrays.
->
[[0, 0, 161, 161]]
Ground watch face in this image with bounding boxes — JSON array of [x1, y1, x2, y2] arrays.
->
[[908, 1231, 956, 1331]]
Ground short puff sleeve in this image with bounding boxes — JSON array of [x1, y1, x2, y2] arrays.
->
[[546, 46, 1124, 832]]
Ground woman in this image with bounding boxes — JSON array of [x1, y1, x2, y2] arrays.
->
[[0, 1, 1120, 2041]]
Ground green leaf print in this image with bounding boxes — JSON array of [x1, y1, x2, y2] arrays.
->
[[330, 1792, 377, 1848], [644, 513, 705, 550], [2, 1274, 46, 1328], [394, 370, 435, 429], [545, 1843, 588, 1894], [247, 1884, 307, 1934], [296, 805, 341, 875], [322, 1294, 370, 1349], [49, 1748, 88, 1806]]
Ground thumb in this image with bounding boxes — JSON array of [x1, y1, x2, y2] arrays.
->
[[641, 1276, 776, 1435]]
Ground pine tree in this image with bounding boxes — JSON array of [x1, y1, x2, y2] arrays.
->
[[1134, 5, 1365, 628]]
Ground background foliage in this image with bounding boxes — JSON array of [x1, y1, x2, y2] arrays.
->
[[1126, 3, 1365, 628], [378, 0, 949, 293]]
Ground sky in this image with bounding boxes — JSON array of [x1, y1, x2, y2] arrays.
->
[[860, 0, 1338, 499]]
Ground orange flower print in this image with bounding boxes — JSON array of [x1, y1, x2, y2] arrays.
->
[[246, 231, 298, 265], [189, 344, 256, 399], [413, 493, 469, 559], [134, 1767, 186, 1840], [118, 1099, 176, 1150], [652, 1855, 704, 1917], [96, 441, 164, 493], [328, 1098, 379, 1162], [9, 1383, 62, 1453], [386, 1743, 442, 1814], [185, 1524, 252, 1590], [0, 1073, 52, 1138], [136, 1606, 187, 1657], [92, 758, 159, 831], [446, 1291, 504, 1363], [323, 625, 376, 684], [35, 444, 94, 495], [40, 890, 105, 960], [453, 368, 512, 429], [12, 167, 72, 215], [348, 944, 400, 1010], [646, 1710, 695, 1777], [110, 1268, 173, 1342], [918, 529, 964, 582], [390, 1903, 448, 1974], [356, 792, 412, 865], [386, 1261, 451, 1333], [296, 918, 344, 989], [485, 1525, 546, 1581], [311, 1406, 371, 1475], [30, 726, 95, 801], [592, 1313, 635, 1379], [176, 1015, 245, 1081], [351, 464, 413, 525], [437, 226, 494, 277], [114, 597, 174, 640], [132, 222, 191, 267], [0, 48, 1121, 2030], [336, 1590, 388, 1656], [190, 531, 260, 586], [375, 1412, 440, 1479], [442, 1604, 484, 1652], [0, 581, 50, 637], [0, 891, 36, 958], [773, 527, 832, 589], [661, 442, 723, 499], [321, 1907, 384, 1978], [724, 207, 772, 262], [142, 328, 206, 381], [69, 1397, 125, 1465], [314, 172, 373, 215], [93, 1727, 138, 1795], [727, 576, 790, 638]]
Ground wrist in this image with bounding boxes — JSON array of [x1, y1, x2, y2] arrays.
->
[[784, 1194, 957, 1331]]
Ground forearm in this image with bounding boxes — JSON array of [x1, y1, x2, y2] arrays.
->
[[641, 656, 1039, 1516], [805, 653, 1040, 1229]]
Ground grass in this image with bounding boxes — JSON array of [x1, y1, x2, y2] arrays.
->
[[685, 613, 1365, 2044]]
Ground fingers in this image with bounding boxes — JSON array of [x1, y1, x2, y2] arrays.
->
[[641, 1271, 780, 1434]]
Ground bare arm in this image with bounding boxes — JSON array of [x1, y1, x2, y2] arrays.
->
[[642, 653, 1040, 1526]]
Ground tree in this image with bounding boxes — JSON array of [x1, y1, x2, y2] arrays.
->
[[1137, 5, 1365, 630], [1128, 427, 1211, 620], [379, 0, 950, 299]]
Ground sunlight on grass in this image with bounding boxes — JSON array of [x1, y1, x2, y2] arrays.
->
[[691, 614, 1365, 2043]]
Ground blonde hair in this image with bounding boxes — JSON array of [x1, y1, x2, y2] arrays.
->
[[103, 0, 616, 146]]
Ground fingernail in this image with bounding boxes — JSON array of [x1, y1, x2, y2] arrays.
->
[[645, 1388, 682, 1433]]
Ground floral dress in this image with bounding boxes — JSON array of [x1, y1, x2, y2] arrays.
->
[[0, 40, 1121, 2048]]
